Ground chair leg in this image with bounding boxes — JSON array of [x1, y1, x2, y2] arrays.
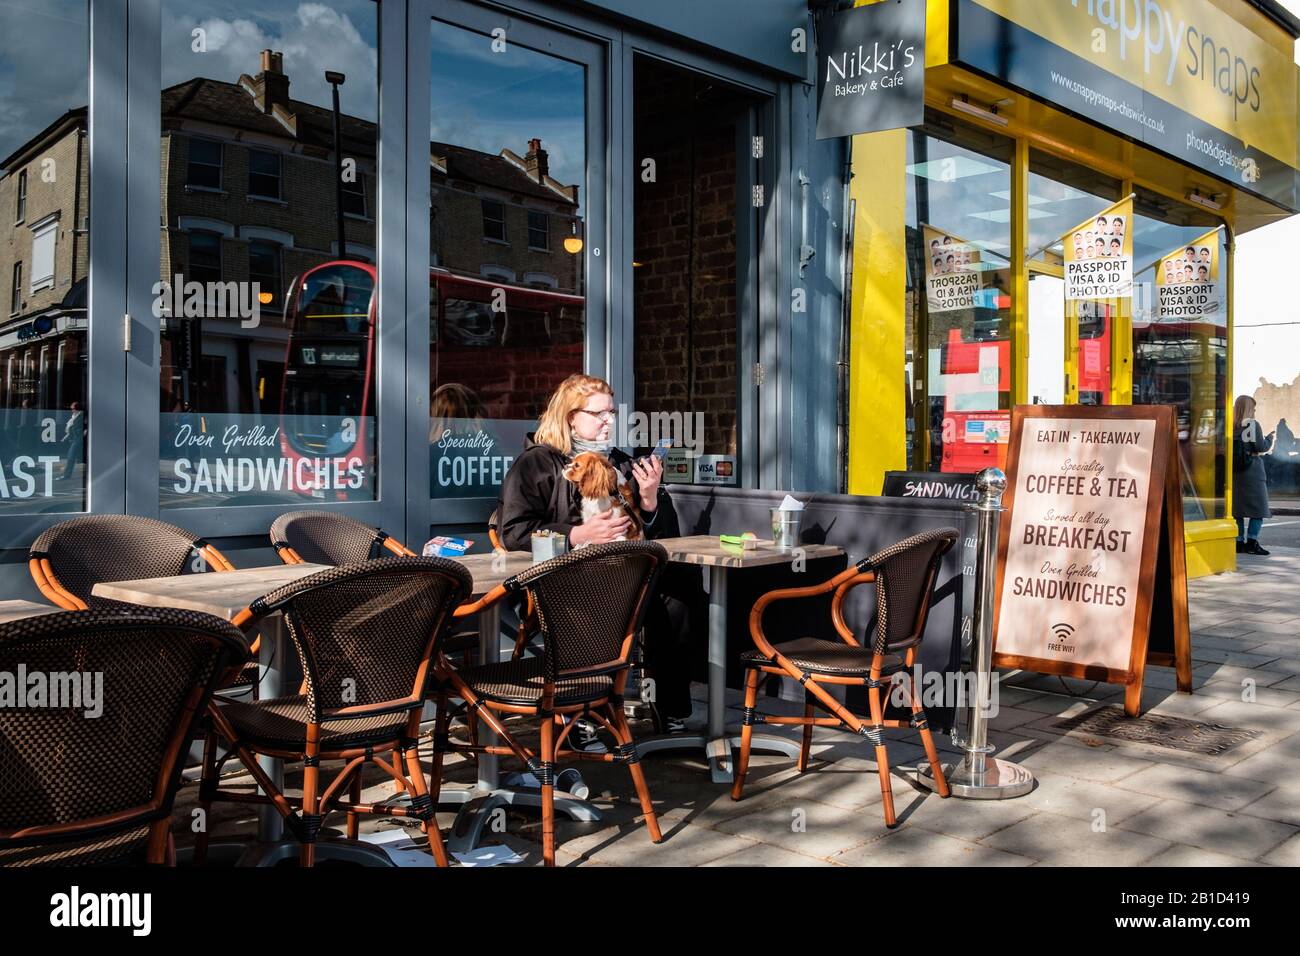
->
[[347, 768, 363, 840], [912, 678, 951, 798], [798, 694, 815, 773], [428, 690, 451, 808], [867, 686, 897, 827], [539, 715, 557, 867], [609, 704, 661, 844], [193, 731, 218, 866], [404, 739, 450, 867], [300, 730, 321, 868], [731, 668, 761, 801]]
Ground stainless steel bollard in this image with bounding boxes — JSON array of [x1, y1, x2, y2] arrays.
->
[[917, 467, 1034, 799]]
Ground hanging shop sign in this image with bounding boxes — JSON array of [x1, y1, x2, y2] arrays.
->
[[1155, 226, 1222, 321], [952, 0, 1300, 210], [816, 0, 926, 140], [992, 404, 1192, 717], [922, 224, 984, 312], [1062, 196, 1134, 301]]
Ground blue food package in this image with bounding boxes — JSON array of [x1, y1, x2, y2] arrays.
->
[[422, 535, 473, 558]]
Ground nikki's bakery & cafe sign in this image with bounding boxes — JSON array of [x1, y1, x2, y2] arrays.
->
[[816, 0, 926, 139], [992, 404, 1192, 717]]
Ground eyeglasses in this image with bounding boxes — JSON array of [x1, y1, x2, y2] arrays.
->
[[577, 407, 617, 423]]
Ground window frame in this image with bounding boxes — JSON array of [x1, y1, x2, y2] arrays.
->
[[247, 147, 283, 201], [185, 229, 223, 285], [342, 170, 368, 218], [481, 198, 507, 243], [9, 260, 20, 314], [527, 209, 549, 251], [29, 214, 59, 293], [185, 137, 223, 191], [14, 168, 26, 224], [246, 238, 282, 309]]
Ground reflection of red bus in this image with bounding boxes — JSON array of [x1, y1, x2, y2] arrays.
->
[[939, 328, 1010, 474], [280, 260, 585, 496]]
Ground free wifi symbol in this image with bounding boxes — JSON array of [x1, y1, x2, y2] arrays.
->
[[1051, 622, 1075, 641]]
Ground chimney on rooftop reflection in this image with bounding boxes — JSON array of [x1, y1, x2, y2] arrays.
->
[[525, 138, 549, 183], [254, 49, 290, 114]]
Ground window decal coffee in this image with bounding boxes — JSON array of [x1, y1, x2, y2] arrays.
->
[[815, 0, 926, 140]]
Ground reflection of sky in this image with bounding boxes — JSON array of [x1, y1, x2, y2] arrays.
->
[[0, 0, 88, 169], [430, 19, 585, 210], [161, 0, 378, 121], [0, 1, 379, 170], [906, 136, 1011, 262]]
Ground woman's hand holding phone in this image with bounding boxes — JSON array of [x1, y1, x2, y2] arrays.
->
[[631, 454, 663, 510]]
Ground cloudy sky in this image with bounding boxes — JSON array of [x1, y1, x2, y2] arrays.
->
[[1234, 0, 1300, 395]]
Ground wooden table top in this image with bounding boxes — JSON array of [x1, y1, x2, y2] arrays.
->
[[448, 551, 533, 597], [0, 599, 62, 625], [90, 551, 537, 621], [92, 564, 328, 620], [654, 535, 843, 568]]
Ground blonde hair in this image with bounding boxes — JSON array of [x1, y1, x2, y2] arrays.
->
[[534, 374, 613, 456], [1233, 395, 1255, 430]]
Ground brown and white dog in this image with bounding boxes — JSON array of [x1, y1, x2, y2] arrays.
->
[[563, 451, 643, 542]]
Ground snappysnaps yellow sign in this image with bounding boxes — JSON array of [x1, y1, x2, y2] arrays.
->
[[972, 0, 1297, 169]]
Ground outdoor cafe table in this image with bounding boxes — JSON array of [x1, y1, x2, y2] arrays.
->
[[0, 600, 60, 624], [643, 535, 845, 783]]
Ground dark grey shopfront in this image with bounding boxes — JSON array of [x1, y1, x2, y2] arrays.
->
[[0, 0, 850, 593]]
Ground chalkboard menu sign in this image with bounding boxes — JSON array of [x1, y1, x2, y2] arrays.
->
[[992, 405, 1192, 717]]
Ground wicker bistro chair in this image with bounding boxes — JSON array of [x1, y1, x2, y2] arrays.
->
[[197, 557, 472, 867], [484, 507, 540, 662], [0, 608, 250, 866], [29, 514, 236, 611], [269, 510, 418, 565], [432, 540, 668, 867], [732, 528, 959, 827], [28, 515, 253, 694]]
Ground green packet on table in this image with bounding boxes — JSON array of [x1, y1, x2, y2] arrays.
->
[[719, 532, 758, 550]]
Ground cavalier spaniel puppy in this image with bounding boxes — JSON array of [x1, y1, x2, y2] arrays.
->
[[563, 451, 643, 543]]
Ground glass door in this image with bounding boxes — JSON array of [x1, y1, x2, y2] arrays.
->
[[417, 0, 606, 536], [124, 0, 405, 538]]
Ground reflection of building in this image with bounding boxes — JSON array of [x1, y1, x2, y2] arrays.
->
[[430, 137, 581, 293], [0, 47, 583, 418], [0, 108, 89, 415]]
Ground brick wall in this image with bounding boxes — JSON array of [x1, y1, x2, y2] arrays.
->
[[632, 67, 739, 456]]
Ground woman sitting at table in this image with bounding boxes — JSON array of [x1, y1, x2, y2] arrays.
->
[[496, 373, 696, 747]]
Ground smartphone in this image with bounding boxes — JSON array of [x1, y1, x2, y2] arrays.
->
[[652, 439, 672, 460]]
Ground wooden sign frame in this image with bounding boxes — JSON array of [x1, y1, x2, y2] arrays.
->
[[992, 404, 1193, 717]]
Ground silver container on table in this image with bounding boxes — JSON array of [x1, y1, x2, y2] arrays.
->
[[769, 508, 802, 553]]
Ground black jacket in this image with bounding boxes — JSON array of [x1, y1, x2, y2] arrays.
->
[[496, 435, 680, 551]]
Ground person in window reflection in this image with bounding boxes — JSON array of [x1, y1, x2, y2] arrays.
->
[[1233, 394, 1273, 557], [496, 373, 696, 740]]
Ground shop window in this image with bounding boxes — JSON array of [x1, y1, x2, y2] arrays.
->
[[482, 199, 507, 242], [186, 138, 223, 190], [427, 17, 587, 502], [0, 0, 89, 516], [1130, 187, 1227, 522], [158, 0, 379, 510], [248, 148, 282, 200], [902, 113, 1014, 475], [1026, 151, 1123, 407], [527, 210, 549, 250]]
